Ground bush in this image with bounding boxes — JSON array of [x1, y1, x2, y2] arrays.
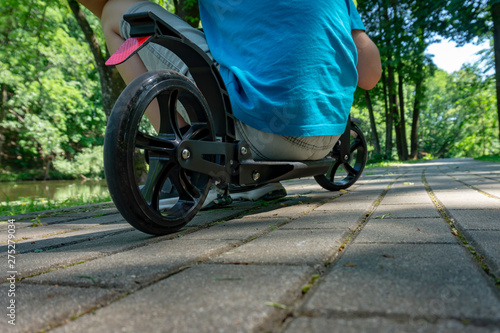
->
[[53, 145, 104, 179]]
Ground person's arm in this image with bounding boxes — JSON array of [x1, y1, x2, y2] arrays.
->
[[352, 29, 381, 90], [77, 0, 109, 18]]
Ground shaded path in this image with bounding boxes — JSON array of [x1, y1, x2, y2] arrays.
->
[[1, 158, 499, 332]]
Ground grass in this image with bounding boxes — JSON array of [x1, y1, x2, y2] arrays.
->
[[364, 158, 428, 169], [365, 154, 500, 168], [365, 160, 407, 169], [0, 193, 112, 216], [475, 155, 500, 163]]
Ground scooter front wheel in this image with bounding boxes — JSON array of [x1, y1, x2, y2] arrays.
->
[[104, 70, 215, 235], [314, 124, 367, 191]]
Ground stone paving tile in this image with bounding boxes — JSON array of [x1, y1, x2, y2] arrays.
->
[[315, 196, 375, 213], [353, 181, 392, 192], [448, 209, 500, 231], [371, 204, 440, 219], [476, 188, 500, 199], [0, 283, 118, 333], [380, 193, 434, 205], [180, 217, 288, 241], [2, 218, 127, 245], [212, 229, 346, 266], [425, 176, 468, 191], [463, 178, 498, 187], [26, 238, 236, 290], [181, 201, 255, 228], [301, 243, 500, 321], [241, 199, 320, 220], [0, 223, 132, 256], [462, 230, 500, 278], [390, 179, 426, 188], [355, 218, 458, 244], [284, 317, 500, 333], [51, 264, 314, 333], [280, 210, 364, 231], [335, 191, 383, 201], [0, 210, 122, 235], [283, 180, 325, 194], [17, 207, 119, 226], [384, 188, 429, 198], [295, 189, 346, 203], [432, 190, 500, 210], [475, 181, 500, 188], [1, 218, 68, 230], [0, 204, 117, 223], [11, 229, 153, 279]]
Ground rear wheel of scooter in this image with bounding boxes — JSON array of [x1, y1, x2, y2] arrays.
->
[[104, 70, 215, 235], [314, 124, 367, 191]]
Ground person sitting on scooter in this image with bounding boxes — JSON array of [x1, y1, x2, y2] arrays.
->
[[78, 0, 381, 206]]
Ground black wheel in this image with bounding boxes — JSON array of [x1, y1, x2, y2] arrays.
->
[[314, 124, 367, 191], [104, 70, 215, 235]]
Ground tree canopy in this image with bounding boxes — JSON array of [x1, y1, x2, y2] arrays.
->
[[0, 0, 497, 181]]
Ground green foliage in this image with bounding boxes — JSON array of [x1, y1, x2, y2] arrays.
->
[[1, 0, 497, 185], [53, 145, 104, 179], [0, 0, 106, 179], [476, 155, 500, 162], [355, 0, 498, 161], [419, 66, 498, 158], [0, 192, 111, 216]]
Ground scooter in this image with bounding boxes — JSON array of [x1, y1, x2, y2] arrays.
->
[[103, 11, 367, 236]]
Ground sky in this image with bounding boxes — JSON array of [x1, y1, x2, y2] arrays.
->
[[426, 39, 490, 73]]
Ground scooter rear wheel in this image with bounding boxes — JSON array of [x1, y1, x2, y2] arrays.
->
[[314, 124, 367, 191], [104, 70, 215, 235]]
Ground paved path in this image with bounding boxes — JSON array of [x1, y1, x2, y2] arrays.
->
[[1, 158, 500, 332]]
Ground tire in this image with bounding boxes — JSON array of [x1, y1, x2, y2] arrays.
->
[[314, 124, 367, 191], [104, 70, 215, 235]]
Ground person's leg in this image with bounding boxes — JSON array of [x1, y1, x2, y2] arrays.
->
[[230, 120, 340, 201], [118, 2, 212, 77], [101, 0, 150, 85], [100, 0, 164, 129], [235, 120, 340, 161], [101, 0, 212, 130]]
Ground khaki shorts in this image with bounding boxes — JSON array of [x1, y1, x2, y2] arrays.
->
[[120, 1, 339, 161]]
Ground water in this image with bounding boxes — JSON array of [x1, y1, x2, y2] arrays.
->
[[0, 179, 110, 203]]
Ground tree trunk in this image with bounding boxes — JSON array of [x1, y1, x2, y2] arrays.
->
[[397, 70, 409, 160], [410, 65, 424, 159], [0, 84, 7, 164], [388, 65, 403, 160], [387, 63, 400, 160], [67, 0, 125, 118], [174, 0, 200, 28], [492, 2, 500, 142], [382, 68, 393, 159], [364, 90, 381, 155]]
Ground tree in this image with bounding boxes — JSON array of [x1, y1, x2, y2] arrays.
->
[[67, 0, 125, 118], [419, 66, 498, 158], [357, 0, 495, 160], [0, 0, 107, 179], [174, 0, 200, 28], [492, 1, 500, 140], [364, 91, 381, 155], [441, 0, 496, 139]]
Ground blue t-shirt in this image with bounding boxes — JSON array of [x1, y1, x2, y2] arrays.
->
[[199, 1, 365, 137]]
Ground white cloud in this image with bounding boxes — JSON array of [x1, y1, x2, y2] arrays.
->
[[426, 39, 490, 73]]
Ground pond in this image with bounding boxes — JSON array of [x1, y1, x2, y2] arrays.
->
[[0, 179, 110, 204]]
